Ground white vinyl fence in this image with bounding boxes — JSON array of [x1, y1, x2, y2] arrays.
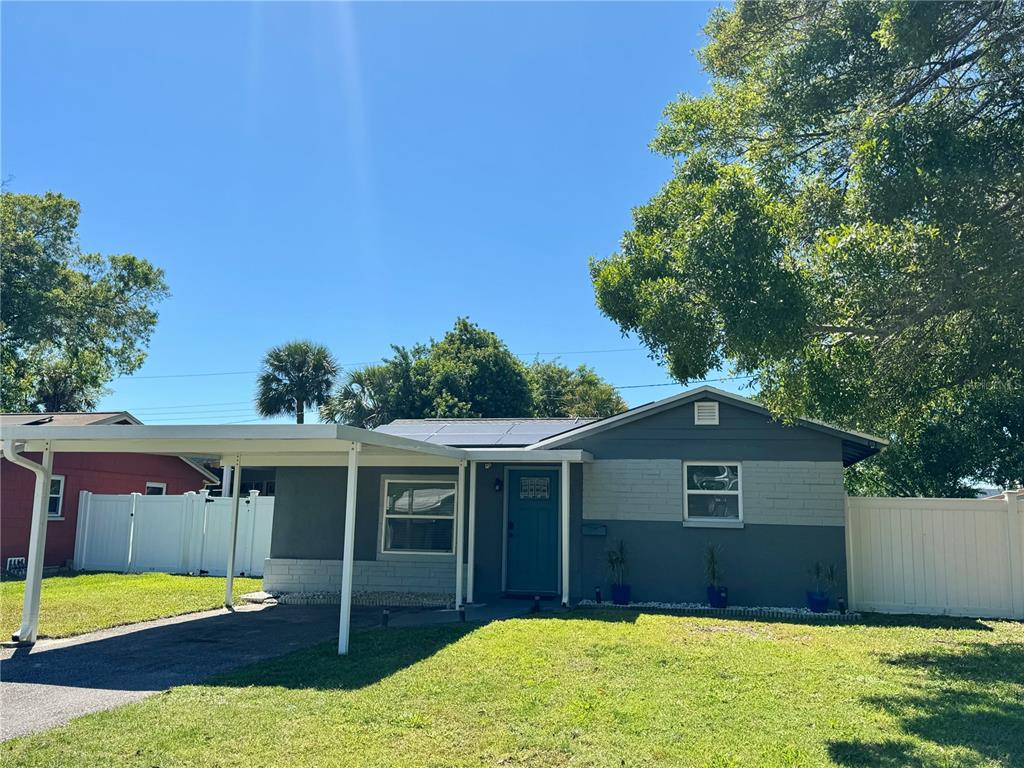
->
[[73, 490, 274, 577], [846, 493, 1024, 619]]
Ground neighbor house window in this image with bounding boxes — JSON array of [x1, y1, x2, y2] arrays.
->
[[684, 463, 741, 522], [145, 482, 167, 496], [48, 475, 65, 519], [382, 479, 457, 554]]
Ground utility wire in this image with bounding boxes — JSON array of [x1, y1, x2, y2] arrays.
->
[[115, 346, 669, 381]]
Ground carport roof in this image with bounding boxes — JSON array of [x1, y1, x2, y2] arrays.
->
[[0, 423, 590, 466]]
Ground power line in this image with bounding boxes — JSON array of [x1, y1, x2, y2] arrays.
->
[[114, 347, 662, 382], [118, 374, 755, 423]]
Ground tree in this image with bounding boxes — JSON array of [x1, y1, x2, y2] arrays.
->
[[1, 191, 170, 411], [409, 318, 533, 418], [321, 319, 626, 426], [590, 1, 1024, 494], [526, 360, 628, 418], [255, 340, 338, 424]]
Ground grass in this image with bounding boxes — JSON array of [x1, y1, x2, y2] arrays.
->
[[0, 572, 262, 639], [3, 609, 1023, 767]]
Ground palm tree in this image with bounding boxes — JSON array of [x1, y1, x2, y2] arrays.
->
[[255, 341, 338, 424], [320, 364, 394, 428]]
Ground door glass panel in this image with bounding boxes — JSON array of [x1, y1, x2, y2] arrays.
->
[[519, 476, 550, 500]]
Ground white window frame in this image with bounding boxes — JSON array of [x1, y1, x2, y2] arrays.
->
[[48, 474, 66, 520], [145, 482, 167, 495], [683, 461, 743, 528], [379, 476, 458, 556]]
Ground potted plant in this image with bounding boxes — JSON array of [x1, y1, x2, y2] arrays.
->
[[607, 539, 630, 605], [705, 543, 728, 609], [806, 562, 837, 613]]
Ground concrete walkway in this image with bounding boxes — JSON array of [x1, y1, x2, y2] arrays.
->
[[0, 598, 543, 741]]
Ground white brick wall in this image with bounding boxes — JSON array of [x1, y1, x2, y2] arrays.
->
[[582, 460, 683, 521], [581, 459, 845, 527], [742, 461, 845, 526], [263, 557, 459, 594]]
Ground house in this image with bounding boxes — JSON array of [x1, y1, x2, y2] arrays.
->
[[262, 387, 884, 608], [0, 412, 216, 570], [2, 386, 885, 649]]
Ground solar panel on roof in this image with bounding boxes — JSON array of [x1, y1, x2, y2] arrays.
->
[[374, 418, 591, 447]]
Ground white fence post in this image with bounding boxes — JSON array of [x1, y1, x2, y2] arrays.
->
[[1007, 491, 1024, 619], [178, 492, 196, 574], [246, 490, 260, 575], [125, 492, 141, 573], [74, 490, 92, 570]]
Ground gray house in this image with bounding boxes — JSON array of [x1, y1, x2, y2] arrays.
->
[[3, 384, 885, 650], [263, 386, 885, 608]]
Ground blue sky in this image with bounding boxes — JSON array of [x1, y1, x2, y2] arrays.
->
[[3, 1, 749, 424]]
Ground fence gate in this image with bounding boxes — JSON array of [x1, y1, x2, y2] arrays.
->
[[846, 494, 1024, 619], [73, 491, 275, 577]]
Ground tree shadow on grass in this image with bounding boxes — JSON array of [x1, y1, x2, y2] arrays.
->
[[829, 641, 1024, 767], [206, 622, 478, 691]]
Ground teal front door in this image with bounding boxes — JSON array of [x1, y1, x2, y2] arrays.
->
[[505, 468, 560, 594]]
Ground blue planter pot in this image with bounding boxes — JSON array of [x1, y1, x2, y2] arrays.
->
[[806, 591, 829, 613], [611, 584, 631, 605], [707, 585, 728, 609]]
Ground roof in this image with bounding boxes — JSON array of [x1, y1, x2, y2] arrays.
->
[[0, 412, 140, 427], [0, 423, 591, 467], [527, 385, 888, 467], [0, 411, 220, 482], [375, 417, 596, 447]]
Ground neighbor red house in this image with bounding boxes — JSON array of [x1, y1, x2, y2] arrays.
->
[[1, 412, 216, 569]]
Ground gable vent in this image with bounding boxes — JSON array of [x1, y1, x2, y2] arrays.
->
[[694, 401, 719, 426]]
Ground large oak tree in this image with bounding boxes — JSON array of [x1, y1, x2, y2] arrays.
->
[[591, 1, 1024, 495]]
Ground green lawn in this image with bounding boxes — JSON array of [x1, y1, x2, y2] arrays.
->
[[1, 572, 262, 639], [3, 609, 1022, 767]]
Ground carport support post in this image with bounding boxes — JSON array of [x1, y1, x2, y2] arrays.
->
[[16, 442, 53, 644], [221, 464, 233, 498], [338, 442, 361, 654], [455, 461, 467, 609], [561, 460, 570, 608], [466, 461, 477, 605], [223, 457, 242, 608]]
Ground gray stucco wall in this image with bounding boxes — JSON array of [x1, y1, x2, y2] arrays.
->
[[579, 521, 846, 606], [563, 400, 844, 462]]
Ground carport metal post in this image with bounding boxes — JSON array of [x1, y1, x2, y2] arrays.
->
[[3, 440, 54, 644], [466, 460, 477, 604], [455, 461, 467, 609], [223, 457, 242, 608], [561, 459, 570, 607], [338, 442, 361, 654]]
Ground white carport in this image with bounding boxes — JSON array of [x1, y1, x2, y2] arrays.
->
[[0, 423, 587, 653]]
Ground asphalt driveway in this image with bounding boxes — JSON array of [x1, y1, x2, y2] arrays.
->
[[0, 603, 368, 741]]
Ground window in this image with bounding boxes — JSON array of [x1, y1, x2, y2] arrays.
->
[[684, 463, 741, 523], [48, 475, 65, 519], [145, 482, 167, 496], [382, 479, 457, 554], [519, 476, 550, 500]]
